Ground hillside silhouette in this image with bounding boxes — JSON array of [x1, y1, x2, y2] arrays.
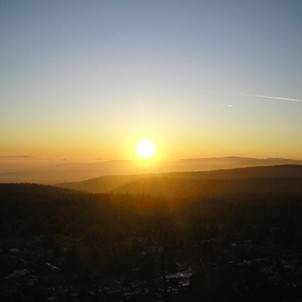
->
[[59, 165, 302, 198]]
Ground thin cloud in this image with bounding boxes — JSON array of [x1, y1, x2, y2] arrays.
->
[[0, 155, 33, 159], [239, 93, 302, 103]]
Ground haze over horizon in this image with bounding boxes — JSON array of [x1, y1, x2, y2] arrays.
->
[[1, 155, 301, 184], [1, 1, 302, 170]]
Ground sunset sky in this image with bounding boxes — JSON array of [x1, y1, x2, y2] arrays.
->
[[1, 0, 302, 162]]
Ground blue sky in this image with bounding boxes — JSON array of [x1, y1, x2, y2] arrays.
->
[[1, 0, 302, 160]]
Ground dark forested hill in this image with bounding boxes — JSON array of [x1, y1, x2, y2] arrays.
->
[[0, 183, 82, 201]]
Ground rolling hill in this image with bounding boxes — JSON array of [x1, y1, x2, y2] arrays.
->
[[58, 165, 302, 198]]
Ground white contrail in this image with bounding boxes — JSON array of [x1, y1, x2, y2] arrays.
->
[[238, 93, 302, 103], [205, 90, 302, 103]]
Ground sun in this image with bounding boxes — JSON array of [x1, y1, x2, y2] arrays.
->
[[135, 139, 156, 160]]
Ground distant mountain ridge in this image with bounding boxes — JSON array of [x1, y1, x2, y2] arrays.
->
[[179, 156, 298, 163], [174, 157, 302, 170]]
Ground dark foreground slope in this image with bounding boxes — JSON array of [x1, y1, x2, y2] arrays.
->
[[1, 168, 302, 301]]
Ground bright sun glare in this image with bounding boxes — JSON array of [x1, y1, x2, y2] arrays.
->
[[135, 139, 156, 160]]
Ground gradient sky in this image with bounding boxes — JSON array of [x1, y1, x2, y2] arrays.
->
[[1, 0, 302, 161]]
